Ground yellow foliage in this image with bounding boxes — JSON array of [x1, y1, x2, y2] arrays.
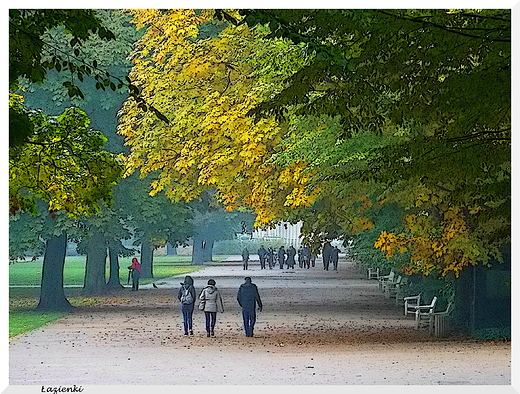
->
[[375, 205, 479, 277], [118, 10, 317, 225]]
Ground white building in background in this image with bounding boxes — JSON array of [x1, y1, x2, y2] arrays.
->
[[252, 221, 303, 248]]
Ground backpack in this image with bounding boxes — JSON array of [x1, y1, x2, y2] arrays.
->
[[180, 286, 194, 305]]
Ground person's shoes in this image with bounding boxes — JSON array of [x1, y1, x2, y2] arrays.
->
[[184, 332, 188, 336], [207, 332, 210, 337], [211, 331, 215, 337], [189, 330, 194, 335]]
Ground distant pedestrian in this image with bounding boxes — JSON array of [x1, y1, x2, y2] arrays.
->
[[128, 257, 142, 290], [322, 242, 333, 271], [287, 245, 296, 269], [199, 279, 224, 337], [237, 277, 263, 337], [178, 276, 196, 336], [242, 248, 250, 270], [258, 245, 267, 269], [267, 247, 275, 269], [301, 245, 311, 269], [331, 246, 341, 271], [277, 246, 286, 269]]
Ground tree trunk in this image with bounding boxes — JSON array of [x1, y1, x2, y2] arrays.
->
[[83, 231, 107, 295], [192, 234, 214, 265], [140, 239, 154, 278], [105, 245, 124, 290], [36, 233, 73, 311], [166, 242, 177, 255]]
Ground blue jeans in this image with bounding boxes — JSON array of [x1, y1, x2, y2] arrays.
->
[[181, 304, 194, 333], [242, 309, 256, 337], [205, 312, 217, 333]]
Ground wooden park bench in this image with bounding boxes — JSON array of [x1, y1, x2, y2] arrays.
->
[[367, 267, 380, 280], [412, 296, 438, 329], [403, 294, 421, 316], [416, 301, 454, 337], [378, 270, 395, 292]]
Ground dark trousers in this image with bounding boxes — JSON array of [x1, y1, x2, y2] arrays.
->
[[204, 311, 217, 333], [242, 308, 257, 337], [132, 271, 140, 290], [182, 304, 194, 333]]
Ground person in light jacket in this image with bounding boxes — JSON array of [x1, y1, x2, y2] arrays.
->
[[199, 279, 224, 337]]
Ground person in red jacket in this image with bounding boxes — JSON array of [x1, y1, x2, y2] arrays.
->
[[129, 257, 142, 291]]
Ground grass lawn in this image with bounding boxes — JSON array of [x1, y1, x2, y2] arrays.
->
[[8, 254, 221, 338], [9, 254, 204, 286]]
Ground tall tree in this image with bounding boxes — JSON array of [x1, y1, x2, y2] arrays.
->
[[122, 174, 194, 278], [189, 191, 255, 264], [118, 9, 315, 227], [118, 9, 510, 278]]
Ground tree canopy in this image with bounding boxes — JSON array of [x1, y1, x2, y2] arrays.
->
[[116, 9, 510, 277]]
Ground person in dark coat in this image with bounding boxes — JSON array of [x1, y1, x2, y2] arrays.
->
[[177, 275, 196, 336], [237, 277, 263, 337], [322, 242, 333, 271], [286, 245, 296, 269], [258, 245, 267, 269], [267, 247, 275, 269], [277, 246, 286, 269], [242, 248, 250, 270], [331, 246, 341, 271], [301, 245, 311, 269]]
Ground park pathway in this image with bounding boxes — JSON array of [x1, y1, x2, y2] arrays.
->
[[9, 256, 511, 386]]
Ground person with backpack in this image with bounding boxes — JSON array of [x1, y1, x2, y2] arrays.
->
[[199, 279, 224, 337], [178, 276, 196, 336]]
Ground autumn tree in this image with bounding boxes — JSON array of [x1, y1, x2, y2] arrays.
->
[[119, 9, 510, 279], [118, 9, 317, 227]]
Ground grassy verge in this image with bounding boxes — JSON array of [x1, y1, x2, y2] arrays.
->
[[9, 311, 67, 339], [9, 255, 211, 338], [9, 255, 208, 286]]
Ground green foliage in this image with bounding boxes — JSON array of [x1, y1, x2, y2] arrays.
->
[[9, 104, 124, 216], [472, 326, 511, 342], [119, 174, 195, 249], [9, 212, 45, 261], [9, 9, 114, 90]]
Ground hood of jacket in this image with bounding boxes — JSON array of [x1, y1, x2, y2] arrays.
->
[[204, 285, 217, 294]]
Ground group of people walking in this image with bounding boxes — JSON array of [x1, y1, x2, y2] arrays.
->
[[177, 276, 262, 338], [241, 243, 341, 271]]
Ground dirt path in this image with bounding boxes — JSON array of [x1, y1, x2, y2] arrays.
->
[[9, 257, 511, 386]]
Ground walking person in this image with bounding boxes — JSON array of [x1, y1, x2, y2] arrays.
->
[[237, 277, 263, 337], [322, 242, 333, 271], [301, 245, 311, 269], [178, 276, 196, 336], [277, 246, 286, 269], [267, 247, 275, 269], [199, 279, 224, 337], [287, 245, 296, 269], [258, 245, 267, 269], [128, 257, 142, 290], [242, 247, 250, 270], [331, 246, 341, 271]]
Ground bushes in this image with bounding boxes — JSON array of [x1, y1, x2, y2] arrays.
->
[[473, 326, 511, 342]]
